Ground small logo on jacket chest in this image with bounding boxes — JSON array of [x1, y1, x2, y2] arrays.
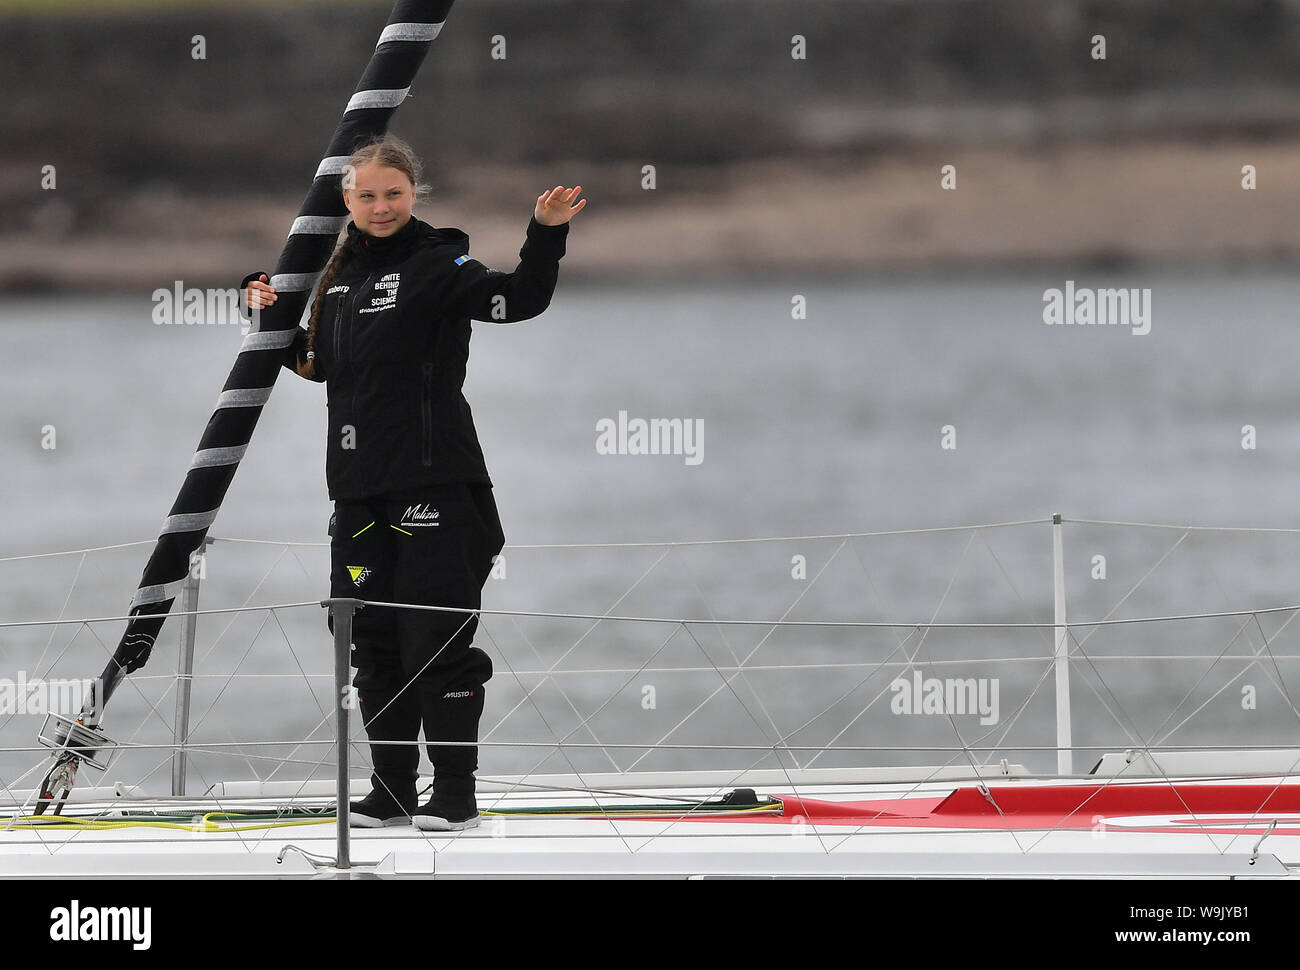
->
[[358, 272, 400, 314], [400, 504, 440, 527]]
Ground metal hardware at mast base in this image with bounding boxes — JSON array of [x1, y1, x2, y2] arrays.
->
[[37, 713, 118, 771]]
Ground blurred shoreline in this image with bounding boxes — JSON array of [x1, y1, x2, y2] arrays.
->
[[8, 139, 1298, 292], [4, 0, 1298, 290]]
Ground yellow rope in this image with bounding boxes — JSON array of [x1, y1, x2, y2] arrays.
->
[[1, 813, 335, 833], [3, 802, 779, 830]]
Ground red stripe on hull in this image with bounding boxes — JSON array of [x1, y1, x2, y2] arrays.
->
[[636, 784, 1300, 831]]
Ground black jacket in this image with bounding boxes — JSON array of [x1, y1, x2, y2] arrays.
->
[[243, 214, 568, 500]]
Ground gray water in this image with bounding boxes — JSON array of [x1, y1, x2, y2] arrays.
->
[[3, 269, 1300, 791]]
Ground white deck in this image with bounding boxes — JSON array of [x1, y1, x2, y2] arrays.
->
[[4, 766, 1298, 879]]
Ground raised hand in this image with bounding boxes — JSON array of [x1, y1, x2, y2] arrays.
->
[[534, 185, 587, 226]]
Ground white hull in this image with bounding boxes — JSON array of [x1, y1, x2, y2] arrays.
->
[[4, 765, 1298, 879]]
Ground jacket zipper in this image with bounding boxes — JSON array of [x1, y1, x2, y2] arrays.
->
[[344, 273, 375, 439], [331, 298, 343, 367], [339, 272, 375, 371], [421, 362, 434, 467]]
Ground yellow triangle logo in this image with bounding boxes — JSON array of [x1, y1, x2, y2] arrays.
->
[[348, 565, 366, 583]]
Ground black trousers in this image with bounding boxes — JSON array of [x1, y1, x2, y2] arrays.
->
[[328, 483, 504, 697]]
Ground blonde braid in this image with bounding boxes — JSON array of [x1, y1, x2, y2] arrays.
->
[[297, 242, 353, 379]]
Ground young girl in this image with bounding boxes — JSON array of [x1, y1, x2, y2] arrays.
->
[[244, 135, 584, 830]]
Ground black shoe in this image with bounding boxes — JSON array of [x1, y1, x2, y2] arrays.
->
[[414, 669, 487, 832], [349, 787, 415, 828], [351, 680, 421, 828], [412, 792, 480, 831]]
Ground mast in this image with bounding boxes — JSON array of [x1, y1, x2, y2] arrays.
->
[[34, 0, 458, 814]]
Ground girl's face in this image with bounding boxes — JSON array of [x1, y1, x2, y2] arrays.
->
[[343, 163, 415, 237]]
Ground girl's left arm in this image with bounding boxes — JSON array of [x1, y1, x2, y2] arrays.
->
[[440, 186, 586, 323], [440, 217, 569, 323]]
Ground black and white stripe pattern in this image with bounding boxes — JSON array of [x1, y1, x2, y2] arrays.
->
[[92, 0, 457, 717]]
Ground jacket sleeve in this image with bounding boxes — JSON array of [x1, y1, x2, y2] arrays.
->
[[239, 271, 323, 381], [439, 217, 569, 323]]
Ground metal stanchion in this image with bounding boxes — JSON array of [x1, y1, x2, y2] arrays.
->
[[326, 597, 363, 871], [171, 537, 213, 796], [1051, 513, 1073, 775]]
